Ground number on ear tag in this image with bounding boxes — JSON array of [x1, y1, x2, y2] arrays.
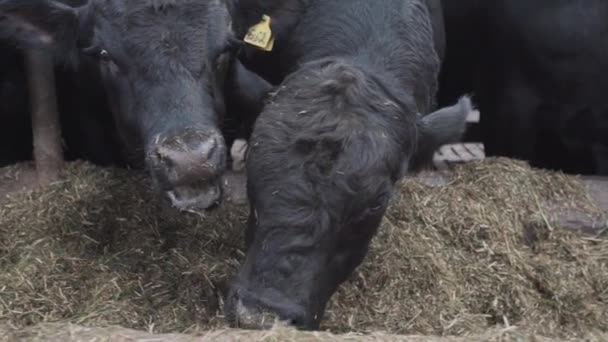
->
[[244, 15, 275, 51]]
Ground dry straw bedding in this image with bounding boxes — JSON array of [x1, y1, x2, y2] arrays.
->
[[1, 324, 606, 342], [0, 158, 606, 340]]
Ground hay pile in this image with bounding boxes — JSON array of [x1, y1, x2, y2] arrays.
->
[[0, 159, 606, 339], [2, 323, 606, 342]]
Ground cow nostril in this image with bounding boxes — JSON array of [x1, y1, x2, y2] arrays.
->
[[284, 311, 309, 328], [153, 147, 175, 168], [286, 318, 300, 327], [202, 137, 218, 160]]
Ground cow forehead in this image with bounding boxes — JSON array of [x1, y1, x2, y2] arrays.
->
[[92, 0, 230, 43], [96, 0, 224, 16], [89, 0, 231, 76]]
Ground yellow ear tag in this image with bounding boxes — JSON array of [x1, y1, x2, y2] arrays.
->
[[243, 14, 275, 51]]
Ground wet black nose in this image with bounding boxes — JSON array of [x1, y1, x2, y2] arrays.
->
[[148, 129, 226, 187], [225, 287, 311, 330]]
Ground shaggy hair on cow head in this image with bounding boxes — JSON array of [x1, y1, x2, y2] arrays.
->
[[246, 57, 417, 230], [231, 57, 423, 329]]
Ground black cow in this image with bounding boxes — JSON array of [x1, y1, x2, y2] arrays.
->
[[439, 0, 608, 175], [0, 0, 235, 208], [223, 0, 470, 330]]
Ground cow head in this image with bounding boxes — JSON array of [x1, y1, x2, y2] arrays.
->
[[224, 60, 470, 329], [0, 0, 235, 210]]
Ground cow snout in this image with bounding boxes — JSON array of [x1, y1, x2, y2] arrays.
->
[[150, 129, 226, 185], [225, 287, 312, 330], [231, 298, 279, 330], [147, 128, 226, 210]]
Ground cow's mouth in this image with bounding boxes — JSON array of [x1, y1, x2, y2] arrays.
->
[[165, 179, 222, 211], [233, 299, 280, 330]]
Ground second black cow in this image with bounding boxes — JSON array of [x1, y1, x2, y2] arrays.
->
[[224, 0, 470, 330]]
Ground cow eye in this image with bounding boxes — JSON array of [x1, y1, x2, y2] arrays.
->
[[99, 49, 111, 62], [83, 45, 112, 63], [370, 193, 390, 212]]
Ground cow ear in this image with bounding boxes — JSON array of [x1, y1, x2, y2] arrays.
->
[[0, 0, 90, 60], [224, 58, 274, 135], [407, 95, 472, 172], [226, 58, 274, 113]]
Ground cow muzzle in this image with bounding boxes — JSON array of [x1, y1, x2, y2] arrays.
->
[[147, 128, 226, 210], [224, 285, 318, 330]]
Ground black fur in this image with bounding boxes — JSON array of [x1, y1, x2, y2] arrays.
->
[[0, 0, 237, 208], [439, 0, 608, 175], [225, 0, 468, 330]]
